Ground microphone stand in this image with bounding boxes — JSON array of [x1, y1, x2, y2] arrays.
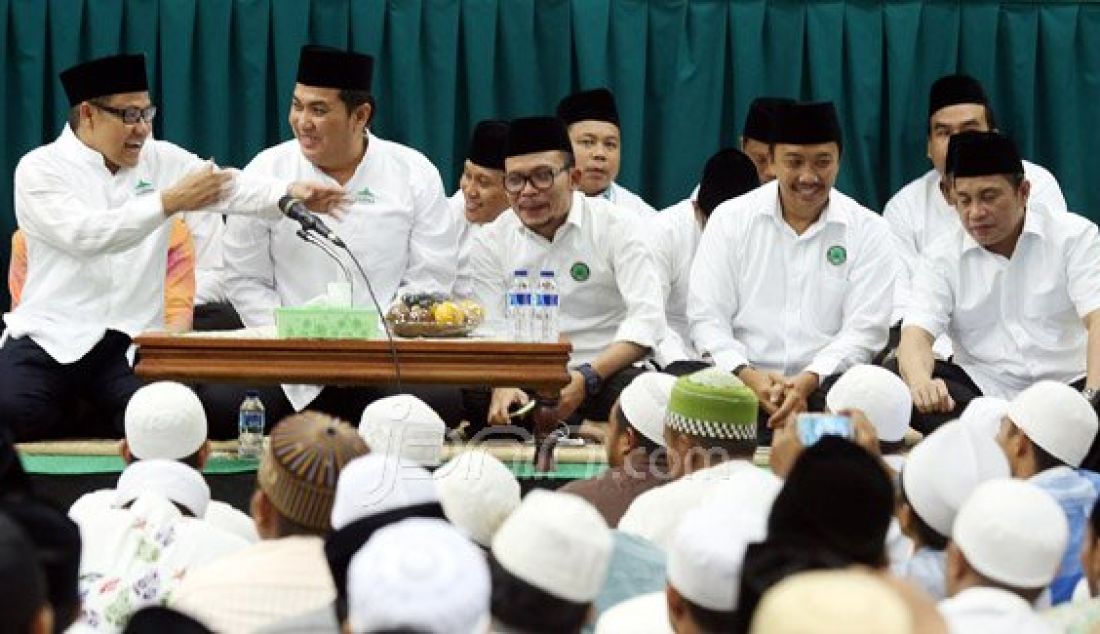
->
[[294, 226, 404, 392]]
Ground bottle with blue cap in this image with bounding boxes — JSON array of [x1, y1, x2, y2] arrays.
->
[[238, 390, 265, 460]]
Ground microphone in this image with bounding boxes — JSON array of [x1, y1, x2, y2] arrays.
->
[[278, 195, 345, 247]]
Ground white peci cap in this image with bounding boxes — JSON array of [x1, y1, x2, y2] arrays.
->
[[124, 382, 207, 460], [114, 459, 210, 518], [433, 450, 521, 547], [826, 364, 912, 442], [1006, 381, 1099, 467], [359, 394, 447, 467], [330, 454, 438, 531], [618, 372, 678, 447]]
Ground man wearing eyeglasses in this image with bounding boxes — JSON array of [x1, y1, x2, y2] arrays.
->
[[222, 45, 455, 428], [0, 53, 344, 441], [470, 116, 667, 428]]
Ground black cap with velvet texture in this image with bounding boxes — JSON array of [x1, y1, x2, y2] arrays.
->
[[928, 74, 988, 119], [696, 148, 761, 217], [296, 45, 374, 92], [742, 97, 796, 143], [467, 120, 510, 171], [947, 131, 1023, 178], [505, 116, 573, 158], [60, 54, 149, 106], [771, 101, 843, 151], [556, 88, 620, 127]]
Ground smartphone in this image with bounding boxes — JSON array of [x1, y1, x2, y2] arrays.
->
[[796, 413, 853, 446]]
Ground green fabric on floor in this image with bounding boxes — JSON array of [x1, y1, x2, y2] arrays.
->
[[20, 454, 607, 480]]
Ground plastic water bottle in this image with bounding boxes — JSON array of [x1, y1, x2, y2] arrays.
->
[[533, 270, 560, 343], [506, 269, 533, 342], [238, 390, 265, 460]]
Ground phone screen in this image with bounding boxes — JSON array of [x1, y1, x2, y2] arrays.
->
[[796, 413, 853, 446]]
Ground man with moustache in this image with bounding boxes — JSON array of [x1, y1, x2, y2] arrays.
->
[[689, 101, 895, 436], [470, 116, 666, 427]]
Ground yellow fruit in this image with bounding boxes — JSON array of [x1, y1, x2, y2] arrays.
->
[[458, 299, 484, 324], [432, 301, 465, 325]]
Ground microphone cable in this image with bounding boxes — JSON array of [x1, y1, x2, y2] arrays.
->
[[339, 246, 403, 393]]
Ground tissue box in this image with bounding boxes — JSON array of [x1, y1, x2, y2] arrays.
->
[[275, 307, 381, 339]]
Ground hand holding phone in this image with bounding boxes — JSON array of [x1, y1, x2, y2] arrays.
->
[[796, 413, 853, 447]]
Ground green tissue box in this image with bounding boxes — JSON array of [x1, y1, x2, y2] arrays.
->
[[275, 306, 381, 339]]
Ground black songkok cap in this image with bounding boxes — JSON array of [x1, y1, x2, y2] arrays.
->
[[771, 101, 843, 149], [928, 74, 988, 119], [60, 54, 149, 106], [124, 607, 214, 634], [556, 88, 620, 127], [767, 437, 894, 568], [324, 502, 446, 623], [696, 148, 761, 217], [742, 97, 796, 143], [505, 116, 574, 158], [467, 120, 510, 171], [947, 131, 1023, 179], [296, 45, 374, 92]]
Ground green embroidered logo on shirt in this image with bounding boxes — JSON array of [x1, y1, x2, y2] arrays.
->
[[134, 179, 154, 195], [826, 245, 847, 266], [570, 262, 591, 282], [355, 186, 376, 203]]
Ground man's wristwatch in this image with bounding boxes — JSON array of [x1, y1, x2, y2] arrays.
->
[[574, 363, 602, 396], [1083, 387, 1100, 407]]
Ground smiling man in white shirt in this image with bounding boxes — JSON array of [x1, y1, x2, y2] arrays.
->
[[688, 101, 895, 434], [450, 119, 511, 298], [0, 54, 342, 441], [222, 45, 456, 428], [471, 116, 666, 428], [896, 131, 1100, 431]]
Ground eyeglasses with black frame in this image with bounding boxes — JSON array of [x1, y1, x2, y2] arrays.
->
[[503, 165, 570, 195], [91, 102, 158, 125]]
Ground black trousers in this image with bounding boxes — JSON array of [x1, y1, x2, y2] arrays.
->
[[882, 357, 982, 434], [194, 382, 467, 440], [0, 331, 143, 441], [461, 365, 648, 437]]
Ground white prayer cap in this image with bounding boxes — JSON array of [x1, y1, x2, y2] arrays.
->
[[330, 454, 438, 530], [953, 478, 1068, 588], [491, 489, 612, 604], [668, 502, 766, 611], [750, 569, 912, 634], [959, 396, 1009, 439], [114, 459, 210, 518], [433, 450, 521, 547], [358, 394, 446, 467], [1007, 381, 1099, 467], [594, 592, 671, 634], [901, 420, 1010, 536], [124, 381, 207, 460], [826, 364, 912, 442], [347, 518, 489, 634], [619, 372, 677, 447]]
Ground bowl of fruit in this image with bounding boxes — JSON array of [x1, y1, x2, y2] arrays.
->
[[384, 292, 485, 338]]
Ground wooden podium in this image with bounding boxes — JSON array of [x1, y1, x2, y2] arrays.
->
[[133, 334, 574, 391]]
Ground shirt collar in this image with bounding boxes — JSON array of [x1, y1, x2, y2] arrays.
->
[[514, 191, 585, 240], [58, 124, 119, 174], [961, 207, 1042, 254], [950, 586, 1036, 612], [760, 183, 850, 231]]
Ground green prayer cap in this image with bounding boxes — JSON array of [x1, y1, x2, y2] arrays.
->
[[666, 369, 758, 441]]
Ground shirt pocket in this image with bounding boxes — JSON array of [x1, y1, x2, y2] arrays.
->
[[952, 301, 1004, 360], [1023, 287, 1079, 348], [803, 274, 849, 336]]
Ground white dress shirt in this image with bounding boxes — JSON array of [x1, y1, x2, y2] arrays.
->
[[885, 161, 1066, 325], [650, 198, 703, 364], [940, 587, 1055, 634], [600, 181, 657, 216], [448, 189, 483, 299], [470, 191, 666, 366], [688, 181, 895, 378], [224, 134, 456, 409], [903, 203, 1100, 398], [4, 125, 284, 364]]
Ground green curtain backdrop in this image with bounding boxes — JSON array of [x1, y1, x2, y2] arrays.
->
[[2, 0, 1098, 310]]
